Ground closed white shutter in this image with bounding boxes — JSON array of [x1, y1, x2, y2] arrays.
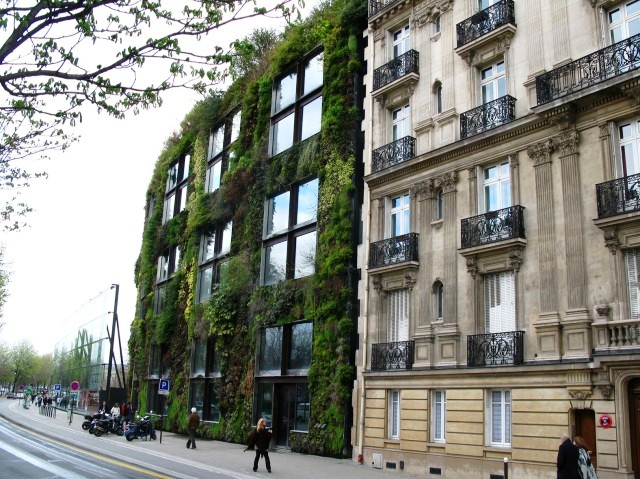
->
[[490, 389, 511, 447], [388, 289, 409, 342], [484, 272, 515, 333], [433, 390, 445, 442], [389, 390, 400, 439], [626, 249, 640, 319]]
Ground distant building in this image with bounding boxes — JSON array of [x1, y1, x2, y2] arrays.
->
[[354, 0, 640, 477]]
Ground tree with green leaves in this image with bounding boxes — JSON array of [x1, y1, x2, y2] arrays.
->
[[0, 0, 301, 229], [10, 340, 37, 392]]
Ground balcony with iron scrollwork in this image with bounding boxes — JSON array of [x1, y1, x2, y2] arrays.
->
[[596, 173, 640, 219], [372, 136, 416, 173], [371, 340, 414, 371], [455, 0, 516, 53], [536, 32, 640, 106], [460, 205, 525, 249], [372, 50, 419, 93], [467, 331, 524, 367], [369, 0, 401, 17], [460, 95, 516, 139], [369, 233, 419, 270]]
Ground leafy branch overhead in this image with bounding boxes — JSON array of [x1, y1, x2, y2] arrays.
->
[[0, 0, 301, 197]]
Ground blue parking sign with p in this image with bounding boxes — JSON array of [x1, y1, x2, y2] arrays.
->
[[54, 384, 61, 391], [159, 379, 170, 395]]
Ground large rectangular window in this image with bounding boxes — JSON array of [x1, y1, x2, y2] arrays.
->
[[262, 178, 318, 285], [162, 154, 190, 224], [483, 161, 511, 212], [387, 289, 409, 342], [189, 337, 221, 422], [609, 0, 640, 43], [270, 50, 323, 157], [258, 321, 313, 375], [197, 221, 233, 304], [626, 248, 640, 318], [488, 389, 511, 447]]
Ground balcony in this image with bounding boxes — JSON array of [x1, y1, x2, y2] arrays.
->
[[369, 0, 400, 17], [456, 0, 516, 49], [467, 331, 524, 367], [536, 33, 640, 105], [460, 95, 516, 139], [596, 173, 640, 218], [373, 50, 419, 92], [371, 340, 414, 371], [372, 136, 416, 173], [369, 233, 419, 269], [593, 319, 640, 354], [460, 205, 525, 249]]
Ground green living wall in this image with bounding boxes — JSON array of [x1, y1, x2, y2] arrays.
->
[[129, 0, 367, 457]]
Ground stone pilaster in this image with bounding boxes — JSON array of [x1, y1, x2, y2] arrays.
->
[[434, 171, 458, 325], [440, 2, 455, 111], [525, 0, 545, 75], [551, 0, 571, 65]]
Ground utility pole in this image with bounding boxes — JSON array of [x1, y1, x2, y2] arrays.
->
[[106, 284, 119, 407]]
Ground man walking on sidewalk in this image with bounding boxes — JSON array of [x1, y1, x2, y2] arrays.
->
[[186, 407, 200, 449]]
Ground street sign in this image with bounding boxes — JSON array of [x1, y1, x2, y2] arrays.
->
[[159, 379, 170, 396], [53, 384, 61, 391], [70, 381, 80, 391], [18, 385, 24, 391]]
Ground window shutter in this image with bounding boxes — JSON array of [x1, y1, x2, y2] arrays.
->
[[388, 289, 409, 342], [627, 249, 640, 319], [491, 390, 502, 444], [485, 272, 515, 333]]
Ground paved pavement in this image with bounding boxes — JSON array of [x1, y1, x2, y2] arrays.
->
[[0, 398, 386, 479]]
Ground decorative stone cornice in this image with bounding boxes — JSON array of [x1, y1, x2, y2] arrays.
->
[[468, 166, 477, 181], [568, 389, 593, 400], [527, 139, 554, 167], [404, 270, 417, 290], [599, 121, 611, 139], [434, 171, 458, 194], [509, 247, 524, 272], [597, 384, 614, 400], [555, 129, 580, 157]]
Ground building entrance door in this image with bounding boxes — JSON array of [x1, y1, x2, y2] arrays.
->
[[574, 409, 597, 471], [629, 378, 640, 479], [274, 384, 296, 447]]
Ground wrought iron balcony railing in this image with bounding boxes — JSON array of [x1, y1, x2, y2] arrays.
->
[[369, 233, 419, 269], [456, 0, 515, 48], [536, 32, 640, 105], [596, 173, 640, 218], [373, 50, 419, 91], [460, 95, 516, 139], [372, 136, 416, 173], [369, 0, 400, 17], [371, 340, 414, 371], [467, 331, 524, 367], [461, 205, 525, 249]]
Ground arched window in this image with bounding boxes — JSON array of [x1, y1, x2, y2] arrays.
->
[[433, 14, 441, 34], [433, 280, 444, 320], [436, 189, 444, 220], [433, 81, 443, 115]]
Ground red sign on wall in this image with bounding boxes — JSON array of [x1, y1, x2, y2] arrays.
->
[[599, 414, 613, 429]]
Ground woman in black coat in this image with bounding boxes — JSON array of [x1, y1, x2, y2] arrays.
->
[[247, 418, 272, 473]]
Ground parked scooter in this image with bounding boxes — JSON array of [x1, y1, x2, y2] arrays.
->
[[124, 415, 156, 441]]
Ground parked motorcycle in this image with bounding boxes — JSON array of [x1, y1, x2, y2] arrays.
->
[[124, 415, 156, 441], [82, 412, 102, 431], [93, 415, 124, 437]]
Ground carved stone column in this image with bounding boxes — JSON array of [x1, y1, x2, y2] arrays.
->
[[599, 122, 613, 181], [551, 0, 571, 65], [435, 171, 458, 326], [557, 128, 592, 359], [415, 180, 434, 328], [525, 0, 545, 75], [440, 2, 455, 111], [528, 140, 562, 360]]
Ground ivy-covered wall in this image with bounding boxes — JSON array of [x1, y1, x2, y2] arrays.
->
[[129, 0, 367, 457]]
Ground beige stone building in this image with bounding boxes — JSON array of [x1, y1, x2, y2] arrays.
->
[[352, 0, 640, 477]]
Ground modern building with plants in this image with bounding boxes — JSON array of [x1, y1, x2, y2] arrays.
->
[[128, 0, 367, 457]]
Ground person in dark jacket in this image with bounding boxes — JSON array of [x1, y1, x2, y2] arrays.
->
[[247, 418, 272, 472], [186, 407, 200, 449], [557, 433, 580, 479]]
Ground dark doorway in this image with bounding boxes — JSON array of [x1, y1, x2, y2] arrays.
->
[[275, 384, 296, 447], [574, 409, 597, 471], [629, 378, 640, 479]]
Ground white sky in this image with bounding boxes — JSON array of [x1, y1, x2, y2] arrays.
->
[[0, 1, 320, 355]]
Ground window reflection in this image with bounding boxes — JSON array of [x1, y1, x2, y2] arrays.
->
[[294, 231, 316, 279], [266, 191, 290, 236], [260, 326, 283, 371], [275, 72, 297, 112], [273, 113, 295, 155], [296, 179, 318, 225], [304, 53, 323, 95], [265, 241, 287, 285], [290, 322, 312, 370], [301, 96, 322, 141]]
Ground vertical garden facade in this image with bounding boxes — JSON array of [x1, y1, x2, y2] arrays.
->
[[129, 0, 367, 457]]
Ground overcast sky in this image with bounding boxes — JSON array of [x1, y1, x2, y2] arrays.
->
[[0, 1, 320, 355]]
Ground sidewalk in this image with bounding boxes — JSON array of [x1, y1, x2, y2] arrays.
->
[[0, 398, 386, 479]]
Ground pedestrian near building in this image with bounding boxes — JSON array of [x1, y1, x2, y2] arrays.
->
[[186, 407, 200, 449], [247, 418, 272, 473], [574, 436, 598, 479], [557, 433, 580, 479]]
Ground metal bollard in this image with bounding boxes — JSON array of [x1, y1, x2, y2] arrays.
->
[[504, 457, 509, 479]]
